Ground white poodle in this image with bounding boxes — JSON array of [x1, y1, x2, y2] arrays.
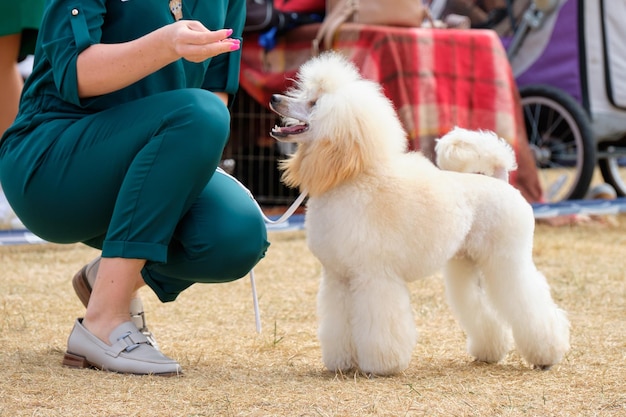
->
[[269, 52, 570, 376]]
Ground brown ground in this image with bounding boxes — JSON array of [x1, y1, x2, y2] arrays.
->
[[0, 215, 624, 416]]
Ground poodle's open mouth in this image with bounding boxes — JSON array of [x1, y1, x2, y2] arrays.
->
[[269, 96, 310, 140], [270, 120, 309, 139]]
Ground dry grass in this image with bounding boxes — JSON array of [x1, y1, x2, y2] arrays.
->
[[0, 216, 625, 417]]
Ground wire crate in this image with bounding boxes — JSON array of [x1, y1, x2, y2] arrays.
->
[[223, 88, 299, 206]]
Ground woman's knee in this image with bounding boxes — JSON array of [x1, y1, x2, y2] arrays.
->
[[160, 89, 231, 159], [225, 211, 269, 275], [162, 221, 268, 284], [197, 207, 269, 278], [163, 170, 270, 280], [175, 89, 230, 138]]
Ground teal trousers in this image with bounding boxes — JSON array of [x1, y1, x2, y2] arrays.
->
[[0, 89, 269, 302]]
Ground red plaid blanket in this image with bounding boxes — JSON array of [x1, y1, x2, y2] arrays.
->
[[240, 23, 542, 202]]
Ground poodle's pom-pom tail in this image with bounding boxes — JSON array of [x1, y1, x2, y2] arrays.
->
[[435, 127, 518, 181]]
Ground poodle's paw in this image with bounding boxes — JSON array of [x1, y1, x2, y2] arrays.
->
[[320, 335, 356, 374], [516, 308, 570, 369], [464, 324, 513, 364], [522, 340, 570, 369], [467, 335, 512, 363], [357, 354, 411, 376], [322, 353, 356, 374], [355, 340, 414, 376]]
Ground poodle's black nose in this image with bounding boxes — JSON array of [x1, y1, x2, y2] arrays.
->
[[270, 94, 282, 105]]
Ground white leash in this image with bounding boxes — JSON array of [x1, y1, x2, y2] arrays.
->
[[249, 191, 307, 332], [216, 168, 307, 333], [255, 191, 308, 225]]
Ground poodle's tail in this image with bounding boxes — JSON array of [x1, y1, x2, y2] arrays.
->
[[434, 127, 518, 181]]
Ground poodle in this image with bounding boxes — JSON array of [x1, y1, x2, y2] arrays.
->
[[268, 51, 570, 376]]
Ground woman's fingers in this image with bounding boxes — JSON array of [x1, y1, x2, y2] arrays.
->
[[177, 38, 240, 62], [183, 21, 231, 43], [168, 21, 240, 62]]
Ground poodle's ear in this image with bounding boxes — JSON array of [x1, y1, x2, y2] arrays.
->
[[279, 128, 372, 196]]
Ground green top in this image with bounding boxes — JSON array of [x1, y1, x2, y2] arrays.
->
[[3, 0, 244, 141], [0, 0, 46, 55]]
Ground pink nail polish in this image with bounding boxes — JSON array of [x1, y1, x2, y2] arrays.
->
[[226, 29, 233, 36], [230, 42, 240, 51]]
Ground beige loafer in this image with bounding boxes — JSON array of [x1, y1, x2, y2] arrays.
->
[[63, 318, 181, 376], [72, 257, 160, 350]]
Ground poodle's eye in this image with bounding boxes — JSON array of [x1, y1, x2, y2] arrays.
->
[[308, 100, 317, 108]]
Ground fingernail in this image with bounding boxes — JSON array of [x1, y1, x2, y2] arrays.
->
[[226, 28, 233, 36], [230, 42, 240, 51]]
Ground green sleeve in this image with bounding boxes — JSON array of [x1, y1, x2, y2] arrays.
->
[[201, 0, 246, 96], [39, 0, 106, 106]]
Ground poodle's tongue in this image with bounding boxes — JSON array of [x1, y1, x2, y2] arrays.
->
[[272, 123, 309, 137], [282, 125, 308, 134]]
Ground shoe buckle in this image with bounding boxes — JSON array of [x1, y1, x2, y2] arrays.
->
[[117, 331, 142, 353]]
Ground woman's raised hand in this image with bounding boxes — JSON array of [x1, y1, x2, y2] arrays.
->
[[165, 20, 240, 63]]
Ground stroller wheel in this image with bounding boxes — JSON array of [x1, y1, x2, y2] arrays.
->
[[598, 141, 626, 197], [519, 84, 596, 201]]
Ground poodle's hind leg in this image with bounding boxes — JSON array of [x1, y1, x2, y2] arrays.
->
[[317, 268, 357, 373], [444, 257, 512, 363], [350, 272, 417, 376], [481, 258, 570, 369]]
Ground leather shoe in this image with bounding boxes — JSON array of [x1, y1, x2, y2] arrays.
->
[[72, 257, 160, 350], [62, 318, 181, 376]]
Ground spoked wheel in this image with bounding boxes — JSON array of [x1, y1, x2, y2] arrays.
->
[[598, 139, 626, 196], [520, 85, 596, 201]]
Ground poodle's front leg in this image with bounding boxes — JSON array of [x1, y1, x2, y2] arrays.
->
[[317, 268, 356, 373], [350, 272, 417, 375]]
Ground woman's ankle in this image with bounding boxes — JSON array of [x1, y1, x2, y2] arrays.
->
[[82, 314, 129, 345]]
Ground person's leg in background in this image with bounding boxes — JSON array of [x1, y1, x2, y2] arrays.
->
[[0, 0, 45, 226], [0, 33, 23, 135], [0, 33, 27, 229]]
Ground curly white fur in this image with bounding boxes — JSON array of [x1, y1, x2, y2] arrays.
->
[[270, 51, 570, 376], [435, 127, 518, 181]]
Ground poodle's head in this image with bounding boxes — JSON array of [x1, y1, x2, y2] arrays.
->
[[269, 52, 407, 196]]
